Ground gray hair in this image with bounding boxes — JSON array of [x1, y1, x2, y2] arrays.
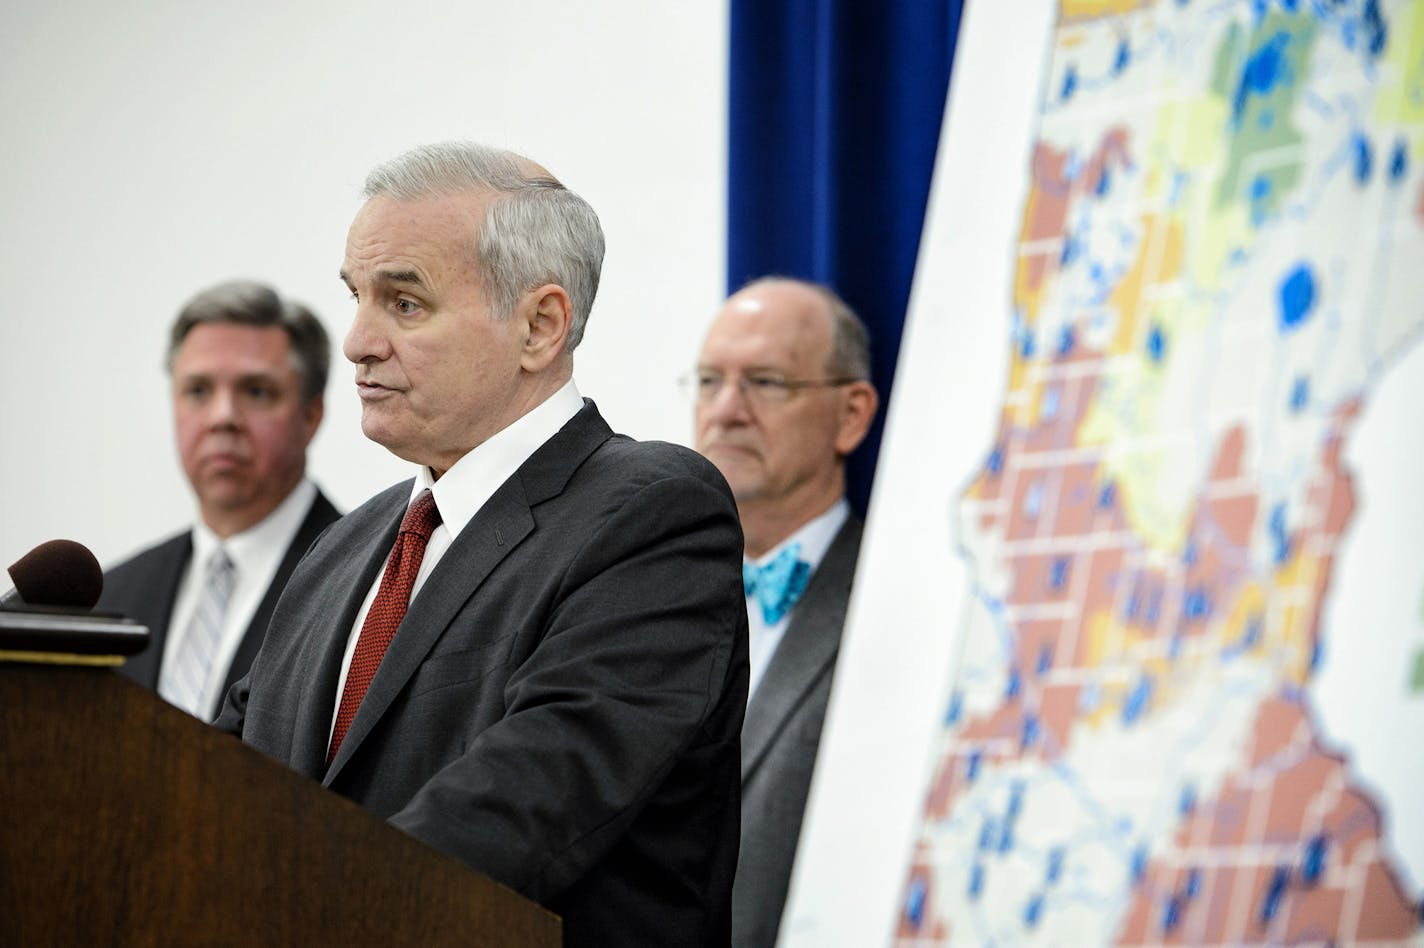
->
[[166, 280, 330, 403], [362, 141, 605, 351], [740, 277, 873, 381]]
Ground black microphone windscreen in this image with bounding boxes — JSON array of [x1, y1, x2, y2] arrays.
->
[[7, 539, 104, 610]]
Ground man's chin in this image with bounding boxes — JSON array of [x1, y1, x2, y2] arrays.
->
[[715, 467, 764, 502], [703, 442, 760, 468], [361, 418, 407, 453], [196, 485, 257, 513], [363, 426, 435, 469]]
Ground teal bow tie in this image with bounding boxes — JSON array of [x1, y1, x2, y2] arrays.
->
[[743, 543, 811, 625]]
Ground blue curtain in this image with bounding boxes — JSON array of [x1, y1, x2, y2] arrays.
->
[[728, 0, 963, 516]]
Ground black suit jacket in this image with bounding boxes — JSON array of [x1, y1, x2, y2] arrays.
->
[[733, 517, 861, 948], [217, 403, 749, 947], [96, 488, 341, 705]]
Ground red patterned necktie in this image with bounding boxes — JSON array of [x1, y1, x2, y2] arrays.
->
[[327, 489, 442, 764]]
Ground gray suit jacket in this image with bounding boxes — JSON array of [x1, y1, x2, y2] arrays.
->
[[217, 402, 748, 948], [733, 517, 862, 948], [95, 488, 341, 706]]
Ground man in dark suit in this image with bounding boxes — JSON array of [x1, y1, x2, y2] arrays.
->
[[97, 281, 339, 722], [689, 278, 879, 948], [215, 142, 748, 947]]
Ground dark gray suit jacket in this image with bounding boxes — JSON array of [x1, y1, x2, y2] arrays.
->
[[216, 402, 749, 948], [733, 517, 862, 948], [95, 488, 341, 706]]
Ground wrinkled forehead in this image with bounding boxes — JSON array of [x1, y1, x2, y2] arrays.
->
[[342, 192, 492, 286], [346, 190, 490, 250]]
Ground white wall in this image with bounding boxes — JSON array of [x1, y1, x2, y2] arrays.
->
[[0, 0, 728, 570]]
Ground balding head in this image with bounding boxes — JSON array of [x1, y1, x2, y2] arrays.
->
[[692, 278, 878, 556]]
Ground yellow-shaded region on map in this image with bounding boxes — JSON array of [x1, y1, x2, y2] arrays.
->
[[1270, 546, 1327, 689], [1375, 0, 1424, 131], [1083, 606, 1125, 670], [1078, 370, 1197, 553], [1061, 0, 1151, 23], [1147, 95, 1232, 173], [1006, 366, 1048, 431], [1184, 187, 1253, 293], [1224, 580, 1269, 657], [1105, 213, 1186, 355]]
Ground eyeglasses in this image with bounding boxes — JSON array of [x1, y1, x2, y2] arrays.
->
[[679, 371, 860, 406]]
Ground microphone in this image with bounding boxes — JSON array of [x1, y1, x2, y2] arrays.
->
[[1, 539, 104, 611]]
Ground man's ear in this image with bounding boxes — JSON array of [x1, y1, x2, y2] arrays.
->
[[301, 394, 325, 447], [518, 284, 573, 372], [833, 381, 878, 456]]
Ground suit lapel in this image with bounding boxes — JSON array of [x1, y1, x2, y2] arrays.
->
[[124, 534, 192, 689], [741, 518, 862, 781], [287, 488, 407, 777], [322, 484, 535, 782], [323, 402, 615, 784], [223, 489, 341, 697]]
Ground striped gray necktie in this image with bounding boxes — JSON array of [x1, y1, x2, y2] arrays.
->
[[160, 547, 236, 719]]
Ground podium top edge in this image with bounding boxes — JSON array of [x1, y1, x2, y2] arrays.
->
[[0, 610, 150, 656]]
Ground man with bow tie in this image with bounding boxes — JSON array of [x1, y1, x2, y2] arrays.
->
[[689, 277, 879, 948]]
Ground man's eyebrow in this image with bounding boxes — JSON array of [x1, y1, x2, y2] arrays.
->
[[695, 363, 783, 374], [175, 369, 279, 383], [379, 269, 424, 286], [338, 268, 426, 288]]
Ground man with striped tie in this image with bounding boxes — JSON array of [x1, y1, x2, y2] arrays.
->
[[97, 281, 341, 721]]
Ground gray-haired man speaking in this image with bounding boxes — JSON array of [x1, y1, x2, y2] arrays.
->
[[217, 142, 748, 948]]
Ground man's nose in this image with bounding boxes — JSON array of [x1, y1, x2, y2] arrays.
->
[[343, 300, 389, 364], [206, 387, 241, 428]]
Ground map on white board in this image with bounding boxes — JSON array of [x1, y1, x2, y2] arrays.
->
[[787, 1, 1424, 945]]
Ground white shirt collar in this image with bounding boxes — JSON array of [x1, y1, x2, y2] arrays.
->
[[748, 497, 850, 574], [410, 379, 584, 539], [191, 478, 317, 573], [176, 478, 318, 719], [742, 497, 850, 702], [328, 381, 584, 737]]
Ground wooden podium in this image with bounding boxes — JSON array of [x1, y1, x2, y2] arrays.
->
[[0, 612, 559, 947]]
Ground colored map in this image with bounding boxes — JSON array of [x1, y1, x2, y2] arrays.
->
[[893, 1, 1424, 944]]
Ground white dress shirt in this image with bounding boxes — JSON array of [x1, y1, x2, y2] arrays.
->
[[745, 498, 849, 700], [162, 479, 319, 720], [330, 379, 585, 737]]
